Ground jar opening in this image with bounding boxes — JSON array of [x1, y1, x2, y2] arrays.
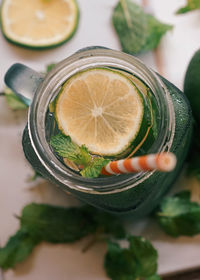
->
[[28, 47, 175, 194]]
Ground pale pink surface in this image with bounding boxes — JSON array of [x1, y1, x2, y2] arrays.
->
[[1, 0, 200, 279]]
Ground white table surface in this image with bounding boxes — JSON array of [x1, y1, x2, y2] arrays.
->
[[1, 0, 200, 279]]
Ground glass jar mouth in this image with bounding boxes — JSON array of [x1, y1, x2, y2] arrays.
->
[[28, 47, 175, 194]]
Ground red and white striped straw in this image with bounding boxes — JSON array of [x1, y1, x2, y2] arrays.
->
[[101, 152, 177, 176]]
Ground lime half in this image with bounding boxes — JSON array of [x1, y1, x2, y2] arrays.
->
[[0, 0, 79, 49], [56, 68, 145, 156]]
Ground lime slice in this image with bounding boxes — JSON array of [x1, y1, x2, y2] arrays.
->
[[56, 68, 145, 156], [0, 0, 79, 49]]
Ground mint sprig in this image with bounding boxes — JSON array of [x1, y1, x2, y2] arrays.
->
[[50, 134, 91, 166], [0, 203, 160, 280], [0, 203, 125, 270], [112, 0, 173, 55], [50, 133, 109, 178]]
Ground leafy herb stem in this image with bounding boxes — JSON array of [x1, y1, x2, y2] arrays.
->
[[156, 212, 172, 217], [13, 214, 20, 220], [120, 0, 132, 28]]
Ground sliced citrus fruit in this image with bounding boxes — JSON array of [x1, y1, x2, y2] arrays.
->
[[0, 0, 79, 49], [56, 68, 145, 156]]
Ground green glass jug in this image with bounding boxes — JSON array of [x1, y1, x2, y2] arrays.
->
[[4, 47, 193, 217]]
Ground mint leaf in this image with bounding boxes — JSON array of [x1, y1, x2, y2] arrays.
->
[[104, 236, 158, 280], [4, 87, 28, 110], [21, 203, 126, 243], [28, 170, 43, 181], [112, 0, 172, 54], [176, 0, 200, 14], [50, 133, 91, 166], [81, 157, 110, 178], [46, 63, 56, 73], [129, 236, 158, 278], [20, 203, 97, 243], [104, 241, 139, 280], [112, 0, 147, 54], [156, 191, 200, 237], [0, 229, 39, 270], [142, 14, 173, 53]]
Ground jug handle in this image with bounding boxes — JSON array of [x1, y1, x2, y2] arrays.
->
[[4, 63, 45, 106]]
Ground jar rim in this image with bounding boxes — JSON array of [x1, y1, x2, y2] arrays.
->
[[28, 47, 175, 194]]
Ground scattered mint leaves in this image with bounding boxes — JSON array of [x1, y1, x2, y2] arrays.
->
[[155, 191, 200, 237], [112, 0, 173, 54], [3, 87, 28, 110], [176, 0, 200, 14], [50, 133, 109, 178], [80, 157, 110, 178], [0, 229, 39, 270], [104, 236, 158, 280], [0, 203, 160, 279], [0, 203, 127, 270]]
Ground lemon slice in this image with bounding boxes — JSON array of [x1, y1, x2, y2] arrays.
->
[[0, 0, 79, 49], [56, 68, 145, 156]]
